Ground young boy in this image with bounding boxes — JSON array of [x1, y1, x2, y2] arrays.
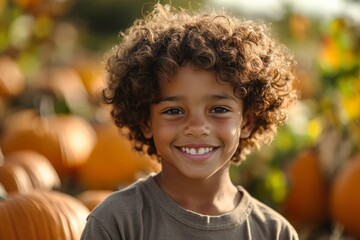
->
[[81, 3, 298, 240]]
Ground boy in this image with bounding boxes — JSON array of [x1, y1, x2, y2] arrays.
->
[[81, 3, 298, 239]]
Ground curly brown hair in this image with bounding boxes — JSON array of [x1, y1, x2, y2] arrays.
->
[[102, 3, 297, 164]]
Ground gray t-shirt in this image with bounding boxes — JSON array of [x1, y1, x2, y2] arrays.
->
[[81, 174, 298, 240]]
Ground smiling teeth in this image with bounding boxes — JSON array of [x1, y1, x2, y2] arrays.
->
[[181, 147, 213, 155]]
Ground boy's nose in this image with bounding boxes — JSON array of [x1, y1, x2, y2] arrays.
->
[[183, 113, 211, 137]]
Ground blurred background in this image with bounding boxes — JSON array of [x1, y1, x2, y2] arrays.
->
[[0, 0, 359, 239]]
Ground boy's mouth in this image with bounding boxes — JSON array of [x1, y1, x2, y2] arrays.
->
[[176, 146, 217, 156], [181, 147, 213, 155]]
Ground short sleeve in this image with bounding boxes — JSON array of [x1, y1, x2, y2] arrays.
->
[[81, 215, 113, 240]]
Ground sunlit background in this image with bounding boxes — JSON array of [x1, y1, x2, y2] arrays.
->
[[0, 0, 359, 239]]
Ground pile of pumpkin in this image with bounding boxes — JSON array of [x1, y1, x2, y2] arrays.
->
[[0, 111, 161, 239]]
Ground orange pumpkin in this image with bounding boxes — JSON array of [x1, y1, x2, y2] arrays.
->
[[78, 122, 161, 190], [0, 190, 89, 240], [0, 56, 25, 98], [330, 154, 360, 238], [0, 150, 61, 193], [0, 110, 97, 176], [281, 148, 328, 230], [77, 190, 113, 211]]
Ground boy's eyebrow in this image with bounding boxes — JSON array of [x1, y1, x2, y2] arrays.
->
[[211, 94, 238, 102], [158, 96, 183, 102], [158, 94, 238, 103]]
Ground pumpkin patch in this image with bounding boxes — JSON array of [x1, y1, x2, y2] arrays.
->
[[1, 1, 359, 239]]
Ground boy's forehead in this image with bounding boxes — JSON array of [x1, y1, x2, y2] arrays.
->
[[159, 67, 232, 87], [158, 67, 235, 97]]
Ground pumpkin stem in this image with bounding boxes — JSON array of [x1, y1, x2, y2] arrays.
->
[[36, 93, 56, 117]]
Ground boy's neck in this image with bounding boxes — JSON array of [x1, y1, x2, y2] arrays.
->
[[154, 169, 241, 216]]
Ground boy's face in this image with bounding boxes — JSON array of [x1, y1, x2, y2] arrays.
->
[[143, 65, 252, 180]]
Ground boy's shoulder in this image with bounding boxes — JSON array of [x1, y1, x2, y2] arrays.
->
[[90, 175, 152, 217], [239, 185, 298, 238]]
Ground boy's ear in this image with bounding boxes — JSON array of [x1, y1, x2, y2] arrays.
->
[[140, 121, 153, 139], [240, 111, 255, 139]]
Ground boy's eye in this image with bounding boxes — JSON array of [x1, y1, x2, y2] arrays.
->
[[162, 108, 183, 115], [210, 106, 229, 113]]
